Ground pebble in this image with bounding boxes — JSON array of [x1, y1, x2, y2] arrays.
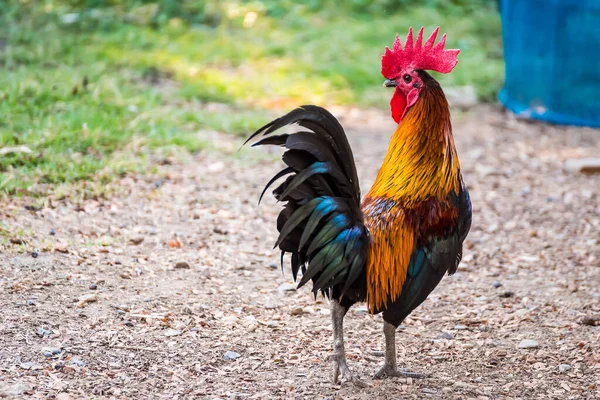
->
[[26, 299, 36, 306], [49, 229, 56, 236], [438, 331, 454, 340], [268, 262, 278, 269], [579, 316, 599, 326], [224, 351, 241, 360], [564, 158, 600, 174], [4, 381, 32, 396], [174, 261, 191, 269], [290, 306, 304, 316], [89, 283, 97, 290], [36, 327, 52, 337], [68, 356, 86, 367], [129, 235, 145, 245], [518, 339, 538, 349], [266, 320, 279, 328], [558, 364, 571, 373], [499, 291, 515, 298], [163, 329, 181, 337], [42, 347, 62, 357], [31, 251, 38, 258], [353, 305, 368, 315], [20, 362, 34, 369], [454, 324, 467, 330], [277, 282, 296, 292], [492, 281, 502, 288]]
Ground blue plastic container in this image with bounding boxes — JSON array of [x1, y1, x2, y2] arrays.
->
[[499, 0, 600, 127]]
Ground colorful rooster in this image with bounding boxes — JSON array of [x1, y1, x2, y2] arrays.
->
[[245, 27, 472, 385]]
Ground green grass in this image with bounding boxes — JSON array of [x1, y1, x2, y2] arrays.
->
[[0, 1, 502, 195]]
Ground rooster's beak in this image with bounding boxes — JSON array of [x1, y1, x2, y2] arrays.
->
[[383, 79, 398, 88]]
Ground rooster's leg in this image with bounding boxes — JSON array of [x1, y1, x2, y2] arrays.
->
[[329, 300, 367, 387], [374, 321, 429, 379]]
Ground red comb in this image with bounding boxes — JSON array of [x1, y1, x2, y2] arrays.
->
[[381, 26, 460, 77]]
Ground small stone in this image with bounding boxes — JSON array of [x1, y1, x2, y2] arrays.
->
[[277, 282, 296, 292], [42, 347, 62, 357], [266, 320, 279, 328], [438, 331, 454, 340], [221, 315, 239, 324], [564, 158, 600, 174], [31, 251, 38, 258], [224, 351, 241, 360], [422, 388, 437, 394], [454, 324, 467, 330], [68, 356, 86, 367], [518, 339, 538, 349], [117, 304, 131, 312], [49, 229, 56, 236], [36, 327, 52, 337], [26, 299, 36, 306], [56, 393, 73, 400], [20, 362, 34, 369], [163, 329, 181, 337], [558, 364, 571, 373], [213, 227, 228, 235], [442, 387, 452, 394], [174, 261, 191, 269], [208, 161, 225, 173], [89, 283, 97, 290], [4, 381, 32, 396], [579, 316, 599, 326], [492, 281, 502, 288], [77, 293, 97, 308], [499, 291, 515, 298], [290, 306, 304, 316], [129, 236, 144, 245]]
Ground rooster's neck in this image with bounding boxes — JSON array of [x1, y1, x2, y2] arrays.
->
[[366, 80, 460, 204]]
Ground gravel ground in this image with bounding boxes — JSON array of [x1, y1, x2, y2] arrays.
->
[[1, 106, 599, 399]]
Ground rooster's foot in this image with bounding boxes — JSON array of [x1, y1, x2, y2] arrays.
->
[[374, 364, 429, 379], [328, 353, 369, 388]]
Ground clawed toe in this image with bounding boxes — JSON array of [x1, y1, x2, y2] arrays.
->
[[331, 357, 370, 387]]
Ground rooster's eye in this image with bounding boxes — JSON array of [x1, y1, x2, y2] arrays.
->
[[403, 74, 412, 83]]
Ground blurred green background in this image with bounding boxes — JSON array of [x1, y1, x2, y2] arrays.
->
[[0, 0, 502, 195]]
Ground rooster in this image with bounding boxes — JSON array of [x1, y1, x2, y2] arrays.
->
[[245, 27, 472, 386]]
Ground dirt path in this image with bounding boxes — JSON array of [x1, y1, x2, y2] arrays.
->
[[1, 106, 599, 399]]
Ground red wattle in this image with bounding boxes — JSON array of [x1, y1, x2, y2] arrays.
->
[[390, 88, 406, 124], [390, 88, 419, 124]]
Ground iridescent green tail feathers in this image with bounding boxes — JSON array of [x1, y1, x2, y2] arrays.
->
[[244, 106, 369, 297]]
